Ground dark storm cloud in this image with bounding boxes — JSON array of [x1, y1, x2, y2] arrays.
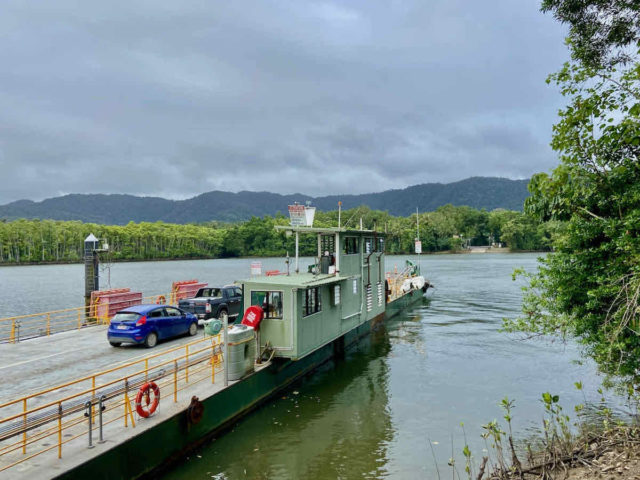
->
[[0, 0, 568, 204]]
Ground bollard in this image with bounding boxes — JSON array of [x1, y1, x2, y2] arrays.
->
[[84, 401, 94, 449], [98, 396, 106, 443]]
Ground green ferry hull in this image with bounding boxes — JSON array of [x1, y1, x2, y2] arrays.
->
[[55, 291, 425, 480]]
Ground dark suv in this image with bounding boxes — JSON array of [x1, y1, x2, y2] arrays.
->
[[178, 285, 243, 324]]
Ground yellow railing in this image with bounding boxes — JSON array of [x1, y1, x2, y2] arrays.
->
[[0, 292, 175, 344], [0, 334, 223, 473]]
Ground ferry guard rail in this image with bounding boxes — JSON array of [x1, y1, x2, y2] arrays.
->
[[0, 333, 223, 474], [0, 292, 172, 344], [0, 280, 208, 344]]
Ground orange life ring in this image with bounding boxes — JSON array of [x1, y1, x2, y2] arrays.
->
[[135, 382, 160, 418], [156, 295, 166, 304]]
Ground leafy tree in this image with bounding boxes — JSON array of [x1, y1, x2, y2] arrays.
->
[[541, 0, 640, 68], [504, 0, 640, 378]]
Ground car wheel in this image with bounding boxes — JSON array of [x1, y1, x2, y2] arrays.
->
[[218, 309, 228, 324], [109, 341, 121, 347], [188, 322, 197, 336], [145, 332, 158, 348]]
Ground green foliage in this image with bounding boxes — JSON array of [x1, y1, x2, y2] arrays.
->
[[504, 0, 640, 380], [541, 0, 640, 69], [0, 205, 551, 265]]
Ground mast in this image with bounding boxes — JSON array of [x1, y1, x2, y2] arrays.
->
[[416, 207, 421, 275]]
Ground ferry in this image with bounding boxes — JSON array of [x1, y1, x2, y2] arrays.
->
[[0, 206, 429, 480]]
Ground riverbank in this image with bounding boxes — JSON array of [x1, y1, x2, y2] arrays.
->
[[487, 423, 640, 479], [0, 248, 548, 267]]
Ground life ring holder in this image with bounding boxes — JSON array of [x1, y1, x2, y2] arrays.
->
[[135, 382, 160, 418], [156, 295, 166, 304]]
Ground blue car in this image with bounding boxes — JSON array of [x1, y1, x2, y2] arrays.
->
[[107, 304, 198, 348]]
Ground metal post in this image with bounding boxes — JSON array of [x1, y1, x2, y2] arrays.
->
[[173, 360, 178, 402], [58, 403, 62, 458], [124, 379, 129, 427], [335, 232, 340, 274], [22, 398, 27, 454], [98, 396, 106, 443], [211, 343, 215, 383], [223, 314, 228, 387], [295, 231, 299, 274], [185, 345, 189, 383], [46, 313, 51, 336], [91, 376, 96, 424], [85, 401, 94, 449]]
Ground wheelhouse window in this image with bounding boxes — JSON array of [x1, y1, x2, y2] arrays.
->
[[343, 237, 359, 255], [250, 291, 283, 319], [321, 235, 335, 255], [303, 287, 321, 317], [364, 237, 374, 263], [364, 238, 373, 254]]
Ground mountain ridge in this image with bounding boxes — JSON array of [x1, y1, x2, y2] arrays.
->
[[0, 177, 530, 225]]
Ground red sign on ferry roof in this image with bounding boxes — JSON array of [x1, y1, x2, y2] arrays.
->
[[288, 204, 307, 227]]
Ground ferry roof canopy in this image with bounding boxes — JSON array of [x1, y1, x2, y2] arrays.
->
[[274, 225, 384, 235], [241, 272, 354, 287]]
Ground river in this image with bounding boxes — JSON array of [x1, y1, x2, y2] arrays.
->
[[0, 253, 622, 478]]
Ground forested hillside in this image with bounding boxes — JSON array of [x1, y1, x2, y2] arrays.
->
[[0, 177, 529, 224]]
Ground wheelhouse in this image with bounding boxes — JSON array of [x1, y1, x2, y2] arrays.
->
[[239, 227, 386, 360]]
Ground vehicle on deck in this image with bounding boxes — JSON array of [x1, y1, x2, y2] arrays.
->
[[107, 304, 198, 348], [178, 285, 243, 324]]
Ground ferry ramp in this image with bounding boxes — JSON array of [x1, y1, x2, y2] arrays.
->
[[0, 325, 214, 403], [0, 326, 231, 479]]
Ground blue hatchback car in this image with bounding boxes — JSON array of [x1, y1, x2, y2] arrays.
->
[[107, 304, 198, 348]]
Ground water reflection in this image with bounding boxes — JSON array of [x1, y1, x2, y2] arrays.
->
[[0, 254, 625, 478], [165, 330, 394, 480]]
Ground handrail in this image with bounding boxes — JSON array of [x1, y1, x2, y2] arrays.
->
[[0, 291, 176, 344], [0, 335, 214, 409], [0, 332, 224, 473]]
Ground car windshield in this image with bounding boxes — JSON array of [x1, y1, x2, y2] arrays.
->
[[112, 312, 142, 322]]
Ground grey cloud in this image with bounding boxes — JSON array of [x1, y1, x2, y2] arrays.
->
[[0, 0, 568, 204]]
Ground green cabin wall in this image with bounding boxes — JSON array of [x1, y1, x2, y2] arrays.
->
[[242, 283, 296, 355], [242, 231, 386, 360]]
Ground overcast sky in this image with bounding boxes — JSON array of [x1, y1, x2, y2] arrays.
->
[[0, 0, 569, 204]]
